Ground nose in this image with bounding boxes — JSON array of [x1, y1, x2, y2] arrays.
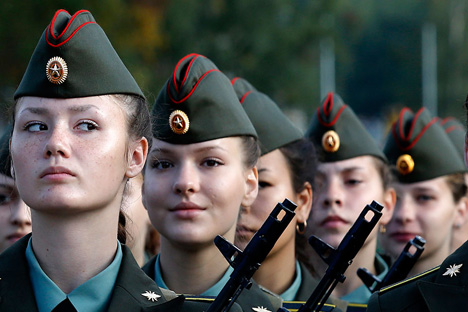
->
[[393, 196, 415, 224], [10, 200, 32, 228], [173, 163, 199, 195], [320, 179, 344, 208], [44, 125, 71, 158]]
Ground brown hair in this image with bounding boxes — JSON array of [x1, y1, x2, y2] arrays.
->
[[372, 156, 393, 190], [445, 172, 468, 203], [240, 135, 260, 169]]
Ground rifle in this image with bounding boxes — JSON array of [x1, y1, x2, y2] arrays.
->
[[357, 235, 425, 292], [206, 199, 297, 312], [279, 200, 383, 312]]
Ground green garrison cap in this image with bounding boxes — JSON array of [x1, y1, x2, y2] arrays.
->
[[231, 77, 303, 155], [440, 117, 466, 163], [384, 108, 466, 183], [0, 125, 12, 178], [14, 9, 144, 100], [305, 92, 386, 162], [152, 54, 257, 144]]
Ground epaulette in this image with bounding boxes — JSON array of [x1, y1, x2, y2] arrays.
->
[[185, 296, 216, 303], [346, 303, 368, 312], [258, 284, 283, 300], [379, 266, 440, 293]]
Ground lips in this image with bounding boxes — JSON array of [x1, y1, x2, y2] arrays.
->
[[320, 215, 348, 229], [7, 232, 28, 243], [389, 231, 420, 243], [169, 202, 205, 219], [40, 166, 75, 179]]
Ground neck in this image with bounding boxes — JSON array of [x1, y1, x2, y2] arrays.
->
[[311, 238, 378, 298], [128, 226, 148, 267], [253, 239, 296, 295], [31, 207, 120, 294], [409, 243, 450, 276], [159, 232, 235, 295]]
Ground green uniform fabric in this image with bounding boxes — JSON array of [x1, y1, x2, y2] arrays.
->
[[367, 239, 468, 312], [231, 77, 303, 155], [384, 108, 466, 183], [0, 235, 223, 311], [440, 117, 466, 163], [142, 255, 282, 312], [14, 10, 143, 100], [305, 92, 386, 163], [152, 54, 257, 144], [0, 126, 12, 177]]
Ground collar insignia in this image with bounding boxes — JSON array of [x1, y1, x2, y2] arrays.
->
[[142, 290, 161, 302], [443, 263, 463, 277], [46, 56, 68, 85], [322, 130, 340, 153], [169, 110, 190, 134], [396, 154, 414, 175], [252, 307, 271, 312]]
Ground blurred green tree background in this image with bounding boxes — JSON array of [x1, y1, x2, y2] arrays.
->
[[1, 0, 468, 137]]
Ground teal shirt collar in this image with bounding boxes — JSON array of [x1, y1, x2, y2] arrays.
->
[[26, 237, 123, 312], [154, 253, 234, 296], [340, 253, 389, 304], [280, 261, 302, 301]]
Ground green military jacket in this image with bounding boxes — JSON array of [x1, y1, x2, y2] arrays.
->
[[0, 234, 232, 312], [143, 255, 283, 312], [367, 240, 468, 312]]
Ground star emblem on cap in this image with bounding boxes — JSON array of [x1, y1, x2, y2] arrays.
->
[[46, 56, 68, 85], [252, 307, 271, 312], [322, 130, 340, 153], [169, 110, 190, 135], [396, 154, 415, 175], [443, 263, 463, 277], [141, 290, 161, 302]]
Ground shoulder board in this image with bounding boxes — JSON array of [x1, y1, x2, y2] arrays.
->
[[379, 266, 440, 293], [282, 301, 336, 312], [185, 296, 216, 303], [258, 284, 282, 299], [159, 287, 178, 300], [346, 303, 368, 312]]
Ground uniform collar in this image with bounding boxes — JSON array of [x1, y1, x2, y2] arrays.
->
[[26, 237, 123, 312], [280, 261, 302, 300]]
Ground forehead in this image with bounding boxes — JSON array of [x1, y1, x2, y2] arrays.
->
[[150, 137, 242, 155], [393, 176, 447, 193], [15, 95, 122, 117], [258, 149, 288, 171], [317, 155, 376, 175]]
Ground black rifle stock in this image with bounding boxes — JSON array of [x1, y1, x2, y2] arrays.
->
[[280, 200, 383, 312], [206, 199, 297, 312], [357, 235, 425, 292]]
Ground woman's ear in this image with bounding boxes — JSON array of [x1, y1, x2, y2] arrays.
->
[[241, 166, 258, 207], [295, 182, 313, 225], [380, 187, 397, 225], [126, 137, 148, 179], [453, 195, 468, 230]]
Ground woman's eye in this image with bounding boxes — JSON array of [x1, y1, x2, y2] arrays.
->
[[25, 122, 47, 132], [203, 159, 222, 167], [76, 121, 98, 131], [345, 179, 362, 185], [152, 160, 173, 170], [416, 194, 434, 202], [0, 194, 12, 205], [259, 181, 272, 189]]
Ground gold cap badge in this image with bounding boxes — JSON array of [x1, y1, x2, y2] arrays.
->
[[322, 130, 340, 153], [396, 154, 415, 175], [169, 110, 190, 135], [46, 56, 68, 85]]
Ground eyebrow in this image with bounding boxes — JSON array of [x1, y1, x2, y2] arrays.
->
[[150, 145, 228, 155], [258, 168, 270, 174]]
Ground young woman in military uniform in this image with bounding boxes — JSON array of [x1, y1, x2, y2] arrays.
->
[[0, 10, 219, 312], [379, 108, 468, 277], [302, 92, 396, 304], [142, 53, 282, 311], [367, 107, 468, 312], [231, 78, 347, 311], [0, 127, 31, 254]]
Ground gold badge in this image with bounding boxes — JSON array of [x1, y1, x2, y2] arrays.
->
[[396, 154, 415, 175], [46, 56, 68, 85], [169, 110, 190, 135], [322, 130, 340, 153]]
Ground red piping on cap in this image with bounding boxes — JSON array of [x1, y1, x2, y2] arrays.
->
[[323, 92, 334, 117], [317, 105, 347, 127], [397, 107, 413, 141], [49, 10, 90, 40], [444, 125, 464, 134], [440, 117, 456, 126], [231, 77, 240, 85], [172, 53, 203, 94], [392, 108, 439, 151], [168, 69, 220, 104], [240, 91, 253, 104]]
